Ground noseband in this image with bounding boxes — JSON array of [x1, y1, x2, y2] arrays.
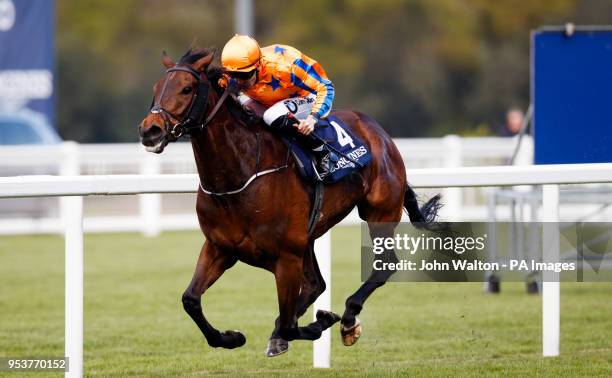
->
[[150, 65, 229, 139]]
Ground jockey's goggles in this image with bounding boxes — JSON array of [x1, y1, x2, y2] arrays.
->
[[226, 69, 257, 81]]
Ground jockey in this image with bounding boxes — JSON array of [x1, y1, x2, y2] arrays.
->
[[219, 34, 335, 178]]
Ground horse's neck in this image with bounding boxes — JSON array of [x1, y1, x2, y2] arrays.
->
[[190, 104, 260, 192]]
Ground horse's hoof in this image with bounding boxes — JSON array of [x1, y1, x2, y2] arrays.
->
[[316, 309, 341, 329], [219, 330, 246, 349], [266, 338, 289, 357], [340, 318, 362, 346]]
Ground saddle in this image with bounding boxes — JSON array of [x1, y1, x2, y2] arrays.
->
[[239, 100, 372, 183], [281, 116, 372, 183]]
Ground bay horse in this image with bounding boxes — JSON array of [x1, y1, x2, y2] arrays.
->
[[138, 48, 441, 356]]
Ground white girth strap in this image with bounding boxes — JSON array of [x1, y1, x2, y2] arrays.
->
[[199, 165, 287, 196]]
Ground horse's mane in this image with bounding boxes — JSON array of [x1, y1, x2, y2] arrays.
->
[[178, 47, 214, 65], [178, 47, 223, 83]]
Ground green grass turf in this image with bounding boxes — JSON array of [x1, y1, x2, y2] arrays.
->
[[1, 227, 611, 377]]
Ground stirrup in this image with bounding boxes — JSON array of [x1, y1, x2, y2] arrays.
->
[[315, 151, 332, 180]]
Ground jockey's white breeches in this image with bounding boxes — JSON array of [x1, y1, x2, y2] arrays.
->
[[237, 93, 329, 125]]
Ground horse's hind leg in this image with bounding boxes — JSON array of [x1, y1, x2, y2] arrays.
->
[[267, 243, 338, 356], [272, 252, 340, 350], [181, 241, 244, 349], [340, 202, 402, 346], [294, 243, 339, 324]]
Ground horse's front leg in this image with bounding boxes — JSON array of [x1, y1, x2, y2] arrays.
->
[[181, 241, 244, 349]]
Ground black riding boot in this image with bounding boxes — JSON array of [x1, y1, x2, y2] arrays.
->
[[271, 114, 332, 179]]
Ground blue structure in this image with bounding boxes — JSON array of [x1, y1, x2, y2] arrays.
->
[[0, 0, 55, 127], [532, 27, 612, 164]]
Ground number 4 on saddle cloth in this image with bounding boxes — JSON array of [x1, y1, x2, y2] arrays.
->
[[282, 115, 373, 183]]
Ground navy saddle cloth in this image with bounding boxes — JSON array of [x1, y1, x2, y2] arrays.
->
[[283, 115, 373, 183]]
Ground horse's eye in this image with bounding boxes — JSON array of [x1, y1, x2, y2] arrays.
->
[[181, 86, 193, 95]]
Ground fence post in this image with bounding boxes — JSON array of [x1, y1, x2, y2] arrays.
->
[[485, 189, 498, 291], [60, 142, 84, 377], [60, 142, 80, 230], [442, 135, 462, 220], [64, 195, 84, 377], [313, 231, 331, 368], [542, 184, 560, 357], [60, 141, 80, 176], [139, 152, 161, 237]]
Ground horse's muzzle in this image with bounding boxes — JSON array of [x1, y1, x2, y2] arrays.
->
[[140, 123, 168, 153]]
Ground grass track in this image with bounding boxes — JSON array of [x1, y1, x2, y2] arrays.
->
[[1, 227, 611, 376]]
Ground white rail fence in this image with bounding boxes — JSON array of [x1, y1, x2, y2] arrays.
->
[[0, 136, 533, 235], [2, 162, 612, 376]]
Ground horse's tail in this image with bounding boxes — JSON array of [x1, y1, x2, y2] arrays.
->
[[403, 184, 444, 231]]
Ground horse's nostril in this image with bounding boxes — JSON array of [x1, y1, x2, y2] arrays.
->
[[141, 125, 164, 146], [147, 125, 163, 138]]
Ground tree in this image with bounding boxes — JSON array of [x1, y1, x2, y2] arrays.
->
[[56, 0, 611, 141]]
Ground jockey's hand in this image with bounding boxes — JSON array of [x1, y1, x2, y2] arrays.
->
[[296, 115, 317, 135]]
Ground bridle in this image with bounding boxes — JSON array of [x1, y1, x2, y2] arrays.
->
[[148, 63, 288, 197], [149, 65, 230, 139]]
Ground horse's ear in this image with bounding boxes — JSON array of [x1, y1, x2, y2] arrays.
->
[[193, 51, 215, 72], [161, 51, 175, 69]]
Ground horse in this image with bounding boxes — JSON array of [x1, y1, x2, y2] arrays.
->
[[138, 47, 442, 357]]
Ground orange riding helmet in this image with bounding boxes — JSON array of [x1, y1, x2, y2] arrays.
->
[[221, 34, 262, 72]]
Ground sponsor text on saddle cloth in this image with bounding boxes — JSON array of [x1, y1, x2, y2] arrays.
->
[[286, 115, 372, 183]]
